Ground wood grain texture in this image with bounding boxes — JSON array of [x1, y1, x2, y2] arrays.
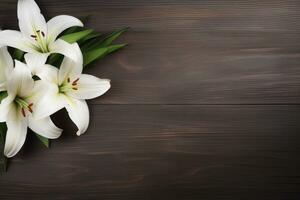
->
[[0, 0, 300, 199], [1, 105, 300, 200], [1, 0, 300, 104]]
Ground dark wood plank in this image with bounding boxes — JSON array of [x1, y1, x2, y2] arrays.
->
[[0, 105, 300, 200], [0, 1, 300, 200], [1, 1, 300, 104]]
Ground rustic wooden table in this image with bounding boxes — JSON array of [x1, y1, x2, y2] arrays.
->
[[1, 0, 300, 199]]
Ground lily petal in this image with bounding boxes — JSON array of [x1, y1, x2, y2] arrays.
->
[[0, 83, 6, 92], [28, 116, 62, 139], [58, 43, 83, 85], [34, 88, 67, 119], [24, 53, 48, 75], [66, 99, 89, 136], [8, 60, 35, 97], [36, 64, 59, 83], [0, 95, 14, 122], [49, 39, 79, 62], [4, 104, 28, 158], [26, 80, 48, 105], [0, 30, 38, 53], [47, 15, 83, 43], [17, 0, 47, 37], [0, 47, 13, 83], [68, 75, 111, 100]]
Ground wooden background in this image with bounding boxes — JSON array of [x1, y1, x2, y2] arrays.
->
[[1, 0, 300, 199]]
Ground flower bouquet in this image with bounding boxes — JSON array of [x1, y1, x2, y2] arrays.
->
[[0, 0, 127, 171]]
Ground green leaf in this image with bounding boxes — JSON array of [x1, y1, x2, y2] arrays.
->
[[80, 31, 101, 43], [81, 27, 128, 52], [60, 29, 93, 44], [0, 91, 8, 102], [83, 47, 108, 66], [80, 37, 100, 52], [47, 53, 63, 67], [49, 29, 94, 66], [0, 123, 7, 172], [83, 44, 127, 66], [62, 26, 83, 36], [99, 27, 129, 48], [35, 134, 49, 148], [49, 27, 128, 68], [13, 49, 25, 61], [107, 44, 127, 54]]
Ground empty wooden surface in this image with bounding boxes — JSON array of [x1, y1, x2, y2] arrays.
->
[[1, 0, 300, 199]]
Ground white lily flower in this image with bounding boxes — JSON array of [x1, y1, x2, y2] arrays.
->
[[24, 52, 52, 77], [0, 0, 83, 61], [0, 61, 62, 158], [0, 47, 13, 92], [35, 43, 111, 136]]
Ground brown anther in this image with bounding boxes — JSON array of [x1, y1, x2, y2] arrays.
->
[[28, 103, 33, 113], [72, 87, 78, 90], [67, 78, 70, 83], [21, 108, 26, 117], [41, 31, 45, 37], [28, 107, 33, 113], [36, 30, 40, 33], [72, 78, 80, 85], [31, 35, 37, 38]]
